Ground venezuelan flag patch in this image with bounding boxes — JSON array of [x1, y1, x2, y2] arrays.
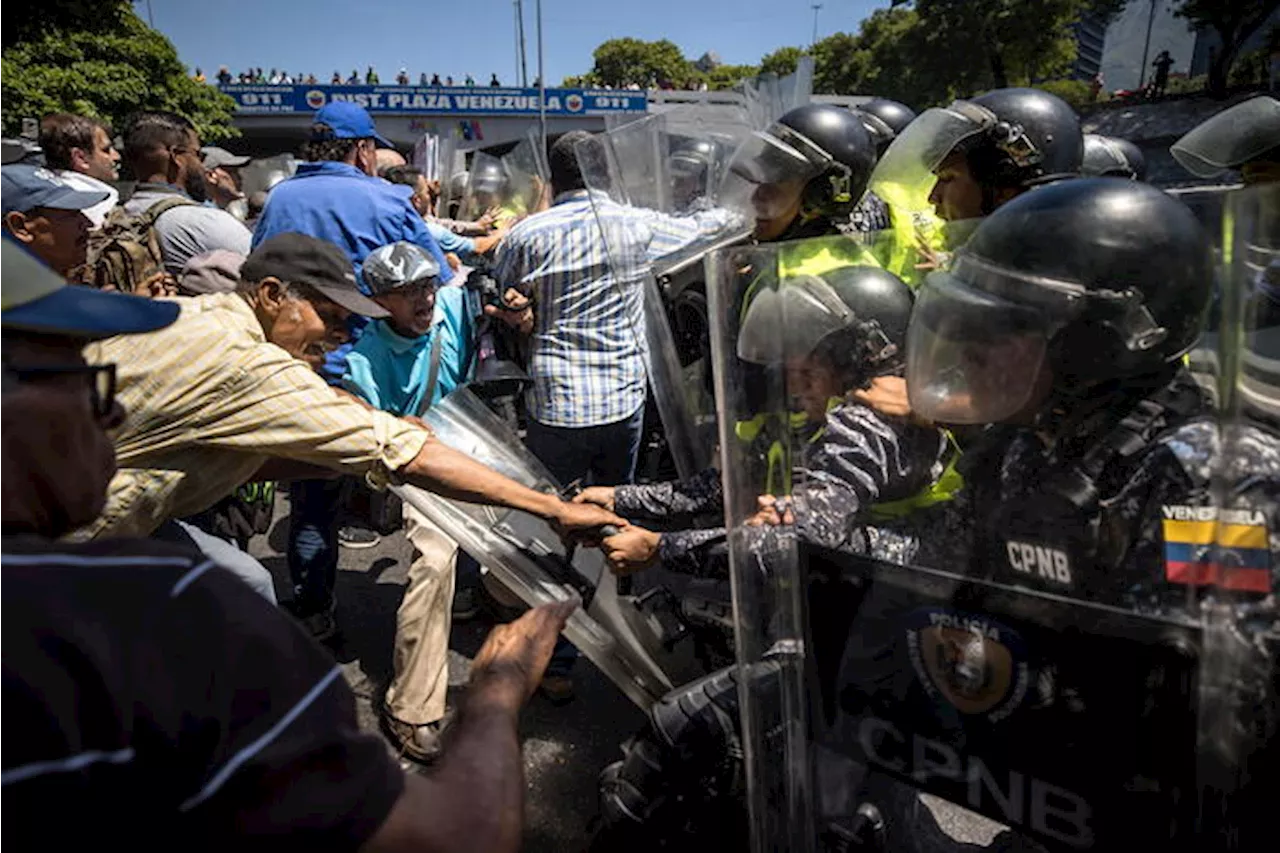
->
[[1161, 505, 1272, 593]]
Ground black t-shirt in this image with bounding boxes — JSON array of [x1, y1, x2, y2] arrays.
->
[[1, 535, 404, 850]]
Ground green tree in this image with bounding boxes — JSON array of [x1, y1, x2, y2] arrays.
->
[[2, 0, 238, 141], [1174, 0, 1279, 97], [894, 0, 1094, 93], [588, 38, 694, 88], [697, 63, 761, 91], [759, 46, 806, 77]]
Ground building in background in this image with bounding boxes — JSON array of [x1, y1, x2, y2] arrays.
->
[[1100, 0, 1195, 92], [1072, 12, 1108, 80]]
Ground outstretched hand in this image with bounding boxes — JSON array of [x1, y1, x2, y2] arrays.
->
[[469, 599, 578, 708]]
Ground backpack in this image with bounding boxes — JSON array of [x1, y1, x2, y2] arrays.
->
[[83, 196, 197, 293]]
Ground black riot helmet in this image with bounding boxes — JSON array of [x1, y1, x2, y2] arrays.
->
[[738, 265, 914, 388], [1081, 134, 1147, 180], [730, 103, 877, 221], [960, 88, 1083, 187], [907, 179, 1212, 424], [855, 98, 918, 155]]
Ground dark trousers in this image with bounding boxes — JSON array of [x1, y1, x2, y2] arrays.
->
[[288, 477, 345, 616], [523, 405, 645, 676]]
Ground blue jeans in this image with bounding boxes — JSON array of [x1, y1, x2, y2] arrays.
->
[[524, 405, 645, 677], [288, 477, 345, 616]]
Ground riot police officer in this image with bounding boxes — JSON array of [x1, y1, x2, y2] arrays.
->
[[730, 102, 878, 242], [587, 264, 965, 850], [668, 135, 723, 214], [901, 177, 1275, 609], [1080, 133, 1147, 180], [585, 265, 953, 575], [873, 87, 1082, 228]]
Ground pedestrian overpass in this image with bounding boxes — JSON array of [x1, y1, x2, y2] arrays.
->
[[221, 83, 866, 159]]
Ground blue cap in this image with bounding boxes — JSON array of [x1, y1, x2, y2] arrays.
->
[[312, 101, 393, 149], [2, 239, 179, 341], [2, 164, 111, 216]]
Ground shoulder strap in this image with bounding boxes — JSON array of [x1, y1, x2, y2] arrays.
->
[[141, 195, 199, 228], [1048, 377, 1205, 509], [416, 331, 446, 417]]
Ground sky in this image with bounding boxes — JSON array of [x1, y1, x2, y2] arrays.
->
[[146, 0, 888, 88]]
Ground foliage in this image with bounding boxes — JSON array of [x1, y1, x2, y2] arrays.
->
[[587, 38, 695, 89], [759, 46, 806, 78], [696, 64, 761, 91], [2, 0, 238, 141], [1174, 0, 1279, 97], [1035, 78, 1096, 110]]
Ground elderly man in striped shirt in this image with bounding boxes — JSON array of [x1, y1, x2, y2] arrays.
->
[[493, 130, 742, 695]]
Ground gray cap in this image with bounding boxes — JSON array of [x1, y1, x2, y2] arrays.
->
[[201, 146, 251, 170], [180, 250, 246, 295]]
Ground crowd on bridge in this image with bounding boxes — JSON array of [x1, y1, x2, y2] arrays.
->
[[2, 55, 1278, 853], [205, 65, 509, 88]]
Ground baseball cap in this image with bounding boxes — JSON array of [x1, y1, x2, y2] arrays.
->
[[240, 233, 389, 318], [201, 146, 251, 170], [362, 242, 442, 296], [2, 164, 110, 216], [1, 239, 179, 340], [312, 101, 394, 149], [180, 249, 246, 295]]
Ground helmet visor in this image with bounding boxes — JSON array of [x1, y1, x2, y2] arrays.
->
[[906, 270, 1051, 424], [737, 276, 854, 364], [1171, 96, 1280, 178], [730, 125, 830, 185], [869, 104, 991, 198]]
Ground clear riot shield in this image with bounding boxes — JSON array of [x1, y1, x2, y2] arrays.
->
[[576, 112, 755, 480], [390, 387, 701, 709], [1198, 183, 1280, 847], [736, 56, 815, 131], [458, 141, 547, 225], [708, 223, 1278, 852]]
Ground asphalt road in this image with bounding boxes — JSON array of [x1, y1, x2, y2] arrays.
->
[[248, 492, 1008, 852]]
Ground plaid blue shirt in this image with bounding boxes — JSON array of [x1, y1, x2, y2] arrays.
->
[[494, 190, 741, 428]]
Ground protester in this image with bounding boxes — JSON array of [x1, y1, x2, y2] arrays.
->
[[201, 146, 251, 210], [333, 70, 344, 84], [2, 163, 107, 278], [73, 232, 619, 600], [119, 111, 251, 274], [177, 249, 245, 296], [465, 74, 476, 86], [367, 65, 380, 84], [397, 68, 410, 85], [1, 239, 579, 851], [376, 147, 408, 175], [431, 73, 443, 86], [341, 242, 495, 761], [348, 69, 360, 84], [193, 67, 206, 82], [490, 73, 501, 87], [1151, 49, 1174, 98], [38, 113, 120, 228], [217, 66, 233, 85], [383, 165, 507, 262], [493, 129, 740, 697]]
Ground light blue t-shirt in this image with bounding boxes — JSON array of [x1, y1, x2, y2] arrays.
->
[[342, 286, 474, 416], [425, 220, 479, 261]]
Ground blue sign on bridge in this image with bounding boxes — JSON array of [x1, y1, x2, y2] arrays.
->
[[220, 85, 648, 116]]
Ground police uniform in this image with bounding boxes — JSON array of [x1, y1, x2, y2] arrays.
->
[[614, 401, 956, 575]]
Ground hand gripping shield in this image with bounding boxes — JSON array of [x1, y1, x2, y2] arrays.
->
[[391, 388, 702, 709]]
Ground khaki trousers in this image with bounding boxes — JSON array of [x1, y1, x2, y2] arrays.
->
[[384, 503, 458, 726]]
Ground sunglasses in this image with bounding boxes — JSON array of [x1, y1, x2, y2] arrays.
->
[[6, 363, 117, 419]]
